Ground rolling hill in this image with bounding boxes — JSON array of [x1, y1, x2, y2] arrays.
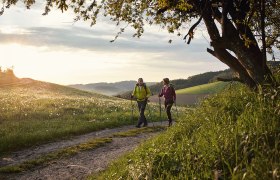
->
[[0, 77, 128, 154], [149, 69, 234, 94], [176, 81, 230, 95], [148, 81, 230, 106], [117, 69, 234, 100], [69, 81, 156, 96], [0, 73, 164, 154]]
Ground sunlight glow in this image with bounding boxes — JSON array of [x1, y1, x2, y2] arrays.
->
[[1, 43, 152, 84], [0, 26, 30, 34], [0, 6, 229, 85]]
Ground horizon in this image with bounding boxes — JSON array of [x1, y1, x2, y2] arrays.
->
[[2, 67, 229, 85]]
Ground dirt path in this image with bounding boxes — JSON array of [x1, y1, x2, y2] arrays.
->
[[0, 121, 168, 180]]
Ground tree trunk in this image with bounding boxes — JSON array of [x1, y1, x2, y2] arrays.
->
[[201, 2, 275, 89], [207, 47, 257, 88]]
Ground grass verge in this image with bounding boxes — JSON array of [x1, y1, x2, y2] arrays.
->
[[112, 126, 166, 137], [0, 138, 112, 173]]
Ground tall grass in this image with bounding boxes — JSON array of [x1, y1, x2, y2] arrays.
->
[[0, 81, 168, 155], [94, 80, 280, 179]]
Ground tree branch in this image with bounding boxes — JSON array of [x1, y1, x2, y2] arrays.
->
[[267, 34, 280, 48], [227, 0, 256, 42], [210, 38, 231, 49], [221, 0, 231, 37], [183, 15, 203, 44], [207, 48, 216, 57], [156, 0, 180, 15], [156, 6, 168, 15]]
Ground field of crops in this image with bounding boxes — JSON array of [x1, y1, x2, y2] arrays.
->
[[0, 80, 166, 155], [176, 81, 229, 95]]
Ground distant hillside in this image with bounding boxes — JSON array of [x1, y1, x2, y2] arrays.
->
[[117, 69, 233, 99], [148, 82, 230, 106], [69, 81, 156, 96], [0, 73, 138, 154], [176, 81, 230, 95], [150, 69, 233, 93]]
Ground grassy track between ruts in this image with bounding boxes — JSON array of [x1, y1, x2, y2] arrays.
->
[[0, 126, 165, 174]]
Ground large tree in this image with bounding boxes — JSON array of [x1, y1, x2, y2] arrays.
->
[[1, 0, 280, 89]]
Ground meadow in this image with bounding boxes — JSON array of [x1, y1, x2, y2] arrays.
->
[[0, 80, 170, 155], [176, 81, 229, 95], [93, 73, 280, 179], [2, 72, 279, 179]]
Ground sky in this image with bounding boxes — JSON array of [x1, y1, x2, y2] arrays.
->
[[0, 1, 230, 85]]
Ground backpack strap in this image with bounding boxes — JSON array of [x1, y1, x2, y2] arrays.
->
[[136, 83, 147, 94], [143, 83, 147, 95], [170, 84, 176, 99]]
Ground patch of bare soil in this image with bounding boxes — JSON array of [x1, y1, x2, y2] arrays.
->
[[0, 122, 168, 180]]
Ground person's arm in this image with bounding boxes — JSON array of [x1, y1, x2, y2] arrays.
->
[[158, 88, 163, 97], [131, 86, 136, 98]]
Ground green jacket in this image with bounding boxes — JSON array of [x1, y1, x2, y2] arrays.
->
[[132, 83, 151, 101]]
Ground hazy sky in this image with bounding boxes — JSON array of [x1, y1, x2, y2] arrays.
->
[[0, 1, 229, 85]]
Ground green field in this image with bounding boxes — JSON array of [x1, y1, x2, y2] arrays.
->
[[0, 80, 167, 155], [93, 80, 280, 179], [2, 74, 279, 179], [176, 81, 229, 95]]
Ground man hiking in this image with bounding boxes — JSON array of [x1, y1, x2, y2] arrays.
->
[[131, 78, 151, 128], [158, 78, 176, 126]]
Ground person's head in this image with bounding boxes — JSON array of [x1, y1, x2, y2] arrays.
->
[[138, 78, 144, 86], [162, 78, 170, 85]]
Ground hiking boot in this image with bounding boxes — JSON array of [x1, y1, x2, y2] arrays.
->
[[135, 125, 141, 128], [168, 120, 172, 127]]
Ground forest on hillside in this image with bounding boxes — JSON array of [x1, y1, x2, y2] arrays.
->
[[0, 68, 19, 85], [117, 69, 234, 99]]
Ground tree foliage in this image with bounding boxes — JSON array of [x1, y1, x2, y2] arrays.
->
[[0, 68, 18, 84], [1, 0, 280, 89]]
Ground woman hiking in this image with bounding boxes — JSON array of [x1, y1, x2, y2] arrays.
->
[[158, 78, 176, 126], [131, 78, 151, 128]]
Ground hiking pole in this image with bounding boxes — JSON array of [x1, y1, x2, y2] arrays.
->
[[146, 100, 154, 127], [130, 97, 134, 125], [159, 96, 162, 125], [175, 100, 179, 118]]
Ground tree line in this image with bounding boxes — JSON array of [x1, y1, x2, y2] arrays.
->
[[117, 69, 234, 99], [0, 68, 19, 85]]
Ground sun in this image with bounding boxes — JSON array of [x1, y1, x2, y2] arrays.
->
[[1, 43, 48, 78]]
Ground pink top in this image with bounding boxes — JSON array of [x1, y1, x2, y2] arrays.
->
[[159, 85, 176, 101]]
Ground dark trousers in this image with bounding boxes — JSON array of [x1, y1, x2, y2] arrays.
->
[[137, 100, 148, 126], [165, 100, 173, 124]]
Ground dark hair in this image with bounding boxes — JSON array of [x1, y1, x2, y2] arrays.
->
[[163, 78, 170, 84]]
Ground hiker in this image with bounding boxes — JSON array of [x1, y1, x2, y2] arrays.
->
[[158, 78, 176, 126], [131, 78, 151, 128]]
